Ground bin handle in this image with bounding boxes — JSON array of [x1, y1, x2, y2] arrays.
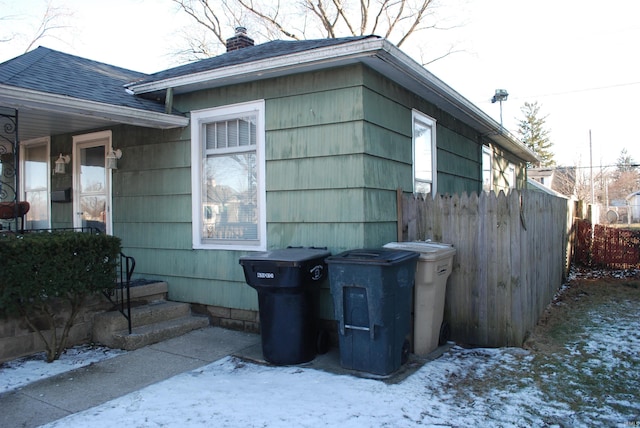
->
[[344, 324, 370, 332], [343, 251, 381, 259], [343, 324, 376, 339]]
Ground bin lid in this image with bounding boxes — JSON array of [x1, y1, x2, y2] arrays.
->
[[325, 248, 419, 266], [239, 247, 331, 267], [384, 241, 456, 261]]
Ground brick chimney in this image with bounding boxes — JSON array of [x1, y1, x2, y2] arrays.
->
[[226, 27, 254, 52]]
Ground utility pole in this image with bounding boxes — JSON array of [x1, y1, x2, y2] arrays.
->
[[589, 130, 594, 205]]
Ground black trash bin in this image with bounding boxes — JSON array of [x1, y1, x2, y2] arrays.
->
[[326, 249, 419, 375], [239, 247, 331, 365]]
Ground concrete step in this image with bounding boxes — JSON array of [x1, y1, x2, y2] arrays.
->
[[93, 300, 209, 350], [94, 300, 191, 334], [108, 315, 210, 351], [108, 281, 168, 305]]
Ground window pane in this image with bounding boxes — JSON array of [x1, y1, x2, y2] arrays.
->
[[482, 149, 492, 191], [415, 181, 431, 195], [238, 119, 249, 146], [205, 124, 217, 150], [80, 195, 106, 233], [228, 120, 238, 148], [80, 146, 105, 193], [414, 120, 432, 182], [202, 153, 257, 241], [24, 144, 49, 228], [216, 122, 227, 149]]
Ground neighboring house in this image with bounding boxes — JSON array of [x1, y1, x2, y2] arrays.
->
[[528, 168, 555, 188], [528, 166, 576, 197], [0, 31, 539, 323], [526, 177, 568, 199], [627, 191, 640, 223]]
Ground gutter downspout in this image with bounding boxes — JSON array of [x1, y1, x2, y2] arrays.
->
[[164, 87, 174, 115]]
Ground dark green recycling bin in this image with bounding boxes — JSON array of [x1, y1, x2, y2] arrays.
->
[[326, 249, 419, 375], [239, 248, 330, 365]]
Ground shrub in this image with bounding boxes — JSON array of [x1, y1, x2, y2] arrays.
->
[[0, 231, 121, 362]]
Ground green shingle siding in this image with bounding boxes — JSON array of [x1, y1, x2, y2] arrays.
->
[[101, 63, 500, 312]]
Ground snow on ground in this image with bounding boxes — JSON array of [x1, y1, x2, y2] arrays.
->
[[0, 345, 125, 394], [33, 340, 638, 428], [2, 273, 639, 427]]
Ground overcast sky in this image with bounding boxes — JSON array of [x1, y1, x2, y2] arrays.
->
[[2, 0, 638, 170]]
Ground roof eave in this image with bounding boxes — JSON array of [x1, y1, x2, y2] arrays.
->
[[129, 37, 538, 163], [0, 84, 189, 129], [373, 42, 540, 164], [128, 38, 386, 95]]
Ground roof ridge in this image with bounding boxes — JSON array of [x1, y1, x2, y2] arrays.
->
[[139, 35, 380, 85]]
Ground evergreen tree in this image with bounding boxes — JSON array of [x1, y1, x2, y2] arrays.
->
[[615, 148, 636, 173], [517, 101, 554, 167], [609, 148, 639, 200]]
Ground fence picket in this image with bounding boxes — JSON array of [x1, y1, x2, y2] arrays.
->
[[401, 189, 571, 347]]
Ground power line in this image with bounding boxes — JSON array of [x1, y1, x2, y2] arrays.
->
[[478, 81, 640, 104], [535, 164, 640, 171]]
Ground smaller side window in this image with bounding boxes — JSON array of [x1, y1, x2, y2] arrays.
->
[[412, 110, 437, 196], [482, 146, 492, 192], [507, 163, 516, 189]]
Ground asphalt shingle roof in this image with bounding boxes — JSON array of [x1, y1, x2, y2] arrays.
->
[[1, 36, 377, 112], [0, 46, 166, 113], [140, 35, 378, 84]]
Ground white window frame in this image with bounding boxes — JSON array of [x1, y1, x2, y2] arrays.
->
[[20, 136, 51, 229], [191, 100, 266, 251], [482, 145, 493, 192], [412, 109, 437, 197], [507, 163, 516, 189]]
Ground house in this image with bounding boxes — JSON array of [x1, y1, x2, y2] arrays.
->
[[528, 166, 576, 198], [0, 31, 539, 327], [526, 177, 568, 199], [627, 191, 640, 223], [527, 168, 555, 188]]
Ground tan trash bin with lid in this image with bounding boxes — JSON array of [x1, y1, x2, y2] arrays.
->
[[384, 241, 456, 356]]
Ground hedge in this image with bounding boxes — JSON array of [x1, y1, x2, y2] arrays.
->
[[0, 231, 121, 361]]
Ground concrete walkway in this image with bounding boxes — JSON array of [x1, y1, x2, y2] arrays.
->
[[0, 326, 446, 428], [0, 327, 260, 428]]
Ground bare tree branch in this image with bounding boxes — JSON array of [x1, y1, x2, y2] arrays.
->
[[0, 1, 72, 52], [303, 0, 337, 38], [421, 45, 465, 65], [171, 0, 226, 45], [331, 0, 357, 36], [396, 0, 432, 47], [171, 0, 463, 64], [239, 0, 301, 39], [22, 1, 71, 53]]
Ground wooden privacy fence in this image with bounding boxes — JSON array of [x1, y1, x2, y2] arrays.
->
[[398, 189, 573, 347], [574, 220, 640, 269]]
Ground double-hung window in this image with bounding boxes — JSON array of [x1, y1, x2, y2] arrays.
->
[[507, 163, 516, 189], [21, 137, 51, 229], [412, 110, 437, 196], [482, 146, 493, 192], [191, 100, 266, 250]]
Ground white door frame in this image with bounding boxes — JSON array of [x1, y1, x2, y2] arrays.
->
[[72, 130, 113, 234]]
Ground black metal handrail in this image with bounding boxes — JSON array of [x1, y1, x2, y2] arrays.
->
[[102, 252, 135, 334]]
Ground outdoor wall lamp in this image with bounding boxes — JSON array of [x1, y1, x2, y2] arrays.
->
[[106, 148, 122, 169], [54, 154, 71, 174]]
